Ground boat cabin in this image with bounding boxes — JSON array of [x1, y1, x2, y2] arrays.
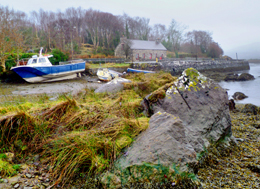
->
[[26, 55, 53, 67]]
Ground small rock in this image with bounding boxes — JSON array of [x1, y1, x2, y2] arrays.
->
[[45, 178, 50, 182], [41, 182, 50, 187], [38, 176, 44, 181], [13, 183, 20, 188], [232, 92, 248, 100], [235, 138, 244, 142], [3, 179, 8, 183], [26, 173, 32, 178]]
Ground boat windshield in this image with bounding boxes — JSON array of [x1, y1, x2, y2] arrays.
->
[[27, 58, 37, 65]]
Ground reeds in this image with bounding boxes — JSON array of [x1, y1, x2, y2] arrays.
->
[[0, 72, 176, 186]]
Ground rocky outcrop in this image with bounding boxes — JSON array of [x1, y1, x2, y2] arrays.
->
[[116, 68, 232, 172], [223, 73, 254, 82], [237, 73, 255, 81], [241, 103, 259, 115], [95, 78, 131, 93], [232, 92, 248, 100], [224, 73, 238, 81]]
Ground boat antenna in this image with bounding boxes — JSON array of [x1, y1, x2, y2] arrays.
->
[[39, 47, 43, 57]]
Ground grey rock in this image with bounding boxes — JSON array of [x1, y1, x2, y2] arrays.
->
[[38, 176, 44, 181], [13, 183, 19, 188], [95, 77, 131, 93], [224, 73, 238, 81], [26, 173, 32, 178], [241, 103, 259, 115], [232, 92, 248, 100], [116, 112, 197, 169], [117, 68, 232, 171], [237, 73, 255, 81]]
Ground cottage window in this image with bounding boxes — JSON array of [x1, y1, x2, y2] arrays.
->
[[121, 43, 124, 50], [136, 53, 139, 60]]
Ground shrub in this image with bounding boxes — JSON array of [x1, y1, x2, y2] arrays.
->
[[49, 49, 69, 65]]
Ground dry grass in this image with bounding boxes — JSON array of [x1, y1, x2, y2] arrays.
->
[[0, 72, 176, 186]]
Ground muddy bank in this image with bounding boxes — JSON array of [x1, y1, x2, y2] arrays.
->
[[0, 76, 104, 97]]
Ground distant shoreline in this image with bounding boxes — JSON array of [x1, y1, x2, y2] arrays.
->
[[248, 59, 260, 63]]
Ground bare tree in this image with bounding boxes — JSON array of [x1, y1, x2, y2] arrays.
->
[[149, 24, 167, 41], [164, 19, 186, 52], [0, 6, 27, 71], [185, 30, 213, 54]]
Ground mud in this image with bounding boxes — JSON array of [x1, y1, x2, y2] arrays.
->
[[0, 76, 104, 97]]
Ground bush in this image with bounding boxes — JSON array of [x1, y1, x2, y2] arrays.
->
[[48, 49, 69, 65]]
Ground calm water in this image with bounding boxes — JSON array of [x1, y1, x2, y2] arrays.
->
[[219, 63, 260, 106]]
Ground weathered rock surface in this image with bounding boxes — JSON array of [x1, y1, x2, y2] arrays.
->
[[237, 73, 255, 81], [232, 92, 248, 100], [116, 112, 197, 169], [95, 77, 131, 93], [116, 68, 232, 171], [241, 103, 259, 115], [224, 73, 238, 81]]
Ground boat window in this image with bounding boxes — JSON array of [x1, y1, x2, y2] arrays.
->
[[27, 58, 37, 65], [32, 59, 37, 64], [39, 58, 47, 63]]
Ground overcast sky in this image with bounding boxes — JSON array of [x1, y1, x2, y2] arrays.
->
[[1, 0, 260, 58]]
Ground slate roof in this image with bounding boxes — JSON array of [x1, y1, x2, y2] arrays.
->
[[130, 40, 167, 51]]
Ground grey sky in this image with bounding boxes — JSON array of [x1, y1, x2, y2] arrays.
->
[[1, 0, 259, 58]]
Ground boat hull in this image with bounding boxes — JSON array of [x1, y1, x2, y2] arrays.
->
[[11, 62, 85, 83], [127, 68, 155, 73]]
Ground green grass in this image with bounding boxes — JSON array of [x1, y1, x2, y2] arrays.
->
[[0, 72, 176, 186]]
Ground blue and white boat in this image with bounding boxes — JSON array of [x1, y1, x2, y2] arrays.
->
[[11, 48, 86, 83], [126, 68, 155, 74]]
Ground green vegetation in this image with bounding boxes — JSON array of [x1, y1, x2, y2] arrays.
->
[[0, 72, 176, 187], [48, 49, 69, 65], [0, 153, 21, 177]]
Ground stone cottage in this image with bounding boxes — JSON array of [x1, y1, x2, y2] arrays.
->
[[115, 37, 167, 61]]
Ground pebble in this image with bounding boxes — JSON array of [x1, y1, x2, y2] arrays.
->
[[38, 176, 44, 181], [26, 173, 32, 178], [13, 183, 20, 188]]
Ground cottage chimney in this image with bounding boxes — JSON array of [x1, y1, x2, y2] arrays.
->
[[155, 38, 161, 45], [120, 35, 127, 43]]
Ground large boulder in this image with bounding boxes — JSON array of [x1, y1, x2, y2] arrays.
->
[[95, 77, 131, 93], [237, 73, 254, 81], [116, 68, 232, 171]]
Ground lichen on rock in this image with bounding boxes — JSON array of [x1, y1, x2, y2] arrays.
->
[[166, 68, 210, 95]]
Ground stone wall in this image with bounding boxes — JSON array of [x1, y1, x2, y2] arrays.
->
[[83, 58, 125, 63], [131, 59, 250, 74]]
